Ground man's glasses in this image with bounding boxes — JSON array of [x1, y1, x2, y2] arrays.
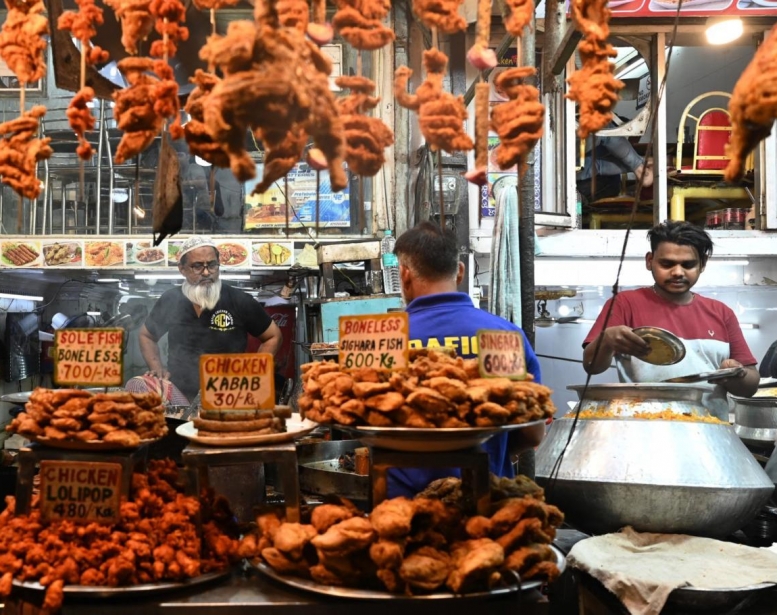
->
[[188, 261, 220, 274]]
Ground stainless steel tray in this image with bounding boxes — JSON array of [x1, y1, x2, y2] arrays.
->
[[12, 569, 231, 598], [1, 388, 124, 404], [250, 545, 565, 599], [335, 420, 546, 452], [664, 367, 744, 383]]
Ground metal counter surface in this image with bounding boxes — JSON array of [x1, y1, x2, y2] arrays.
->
[[7, 565, 550, 615]]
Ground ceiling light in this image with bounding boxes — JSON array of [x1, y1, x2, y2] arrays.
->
[[0, 292, 43, 302], [133, 205, 146, 219], [135, 273, 183, 280], [96, 278, 121, 283], [705, 17, 743, 45], [86, 311, 101, 316], [221, 274, 251, 280]]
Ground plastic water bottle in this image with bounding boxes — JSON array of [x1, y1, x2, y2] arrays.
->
[[381, 230, 401, 294]]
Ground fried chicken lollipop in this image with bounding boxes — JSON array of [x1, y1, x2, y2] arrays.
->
[[66, 87, 99, 160], [0, 106, 52, 199], [184, 70, 230, 168], [333, 0, 395, 50], [490, 67, 544, 176], [0, 0, 48, 85], [336, 76, 394, 177], [504, 0, 535, 37], [308, 0, 334, 45], [192, 0, 239, 9], [104, 0, 155, 55], [725, 23, 777, 182], [149, 0, 189, 58], [413, 0, 466, 33], [566, 0, 623, 138], [395, 49, 474, 154]]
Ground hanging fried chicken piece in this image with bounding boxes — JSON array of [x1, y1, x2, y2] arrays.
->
[[335, 76, 394, 177], [395, 49, 474, 154], [277, 0, 309, 32], [66, 87, 98, 160], [0, 106, 52, 199], [465, 83, 490, 186], [184, 70, 230, 168], [202, 0, 347, 192], [467, 0, 496, 70], [725, 23, 777, 182], [252, 126, 308, 194], [104, 0, 154, 55], [566, 0, 623, 138], [57, 0, 109, 66], [413, 0, 466, 34], [113, 58, 181, 164], [504, 0, 534, 36], [192, 0, 239, 9], [0, 0, 48, 85], [308, 0, 333, 45], [333, 0, 395, 50], [149, 0, 189, 58], [490, 66, 544, 176]]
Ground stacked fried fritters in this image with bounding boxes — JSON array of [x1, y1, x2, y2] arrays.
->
[[299, 349, 556, 428], [7, 388, 167, 447], [0, 460, 239, 611], [241, 476, 563, 594]]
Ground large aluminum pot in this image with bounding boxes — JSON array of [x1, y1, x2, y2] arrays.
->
[[731, 395, 777, 451], [565, 383, 712, 417], [537, 384, 774, 538]]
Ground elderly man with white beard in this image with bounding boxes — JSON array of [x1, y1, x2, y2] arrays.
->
[[138, 236, 282, 403]]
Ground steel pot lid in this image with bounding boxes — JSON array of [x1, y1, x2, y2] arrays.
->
[[633, 326, 686, 366]]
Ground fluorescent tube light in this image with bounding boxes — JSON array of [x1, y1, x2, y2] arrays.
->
[[96, 278, 121, 283], [0, 292, 43, 302], [739, 323, 759, 330], [221, 274, 251, 280], [86, 311, 101, 316], [135, 273, 184, 280]]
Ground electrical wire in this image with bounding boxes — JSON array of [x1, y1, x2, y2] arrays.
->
[[33, 279, 79, 314], [546, 6, 685, 496]]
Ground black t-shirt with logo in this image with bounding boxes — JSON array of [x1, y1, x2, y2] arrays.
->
[[144, 284, 273, 400]]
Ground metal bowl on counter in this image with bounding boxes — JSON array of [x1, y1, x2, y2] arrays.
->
[[297, 440, 369, 503], [731, 395, 777, 453], [536, 383, 774, 538]]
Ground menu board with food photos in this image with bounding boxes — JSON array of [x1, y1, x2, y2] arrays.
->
[[0, 235, 309, 270]]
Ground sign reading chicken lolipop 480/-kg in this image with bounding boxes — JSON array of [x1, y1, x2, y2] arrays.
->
[[39, 461, 122, 524], [53, 328, 124, 387]]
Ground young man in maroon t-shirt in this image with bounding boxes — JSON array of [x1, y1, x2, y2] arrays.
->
[[582, 221, 758, 419]]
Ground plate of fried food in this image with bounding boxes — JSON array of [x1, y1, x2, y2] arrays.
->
[[176, 409, 317, 446], [2, 241, 41, 267], [135, 247, 166, 265], [42, 241, 82, 266], [252, 242, 293, 266], [85, 241, 125, 267], [6, 388, 168, 450], [216, 242, 248, 267], [242, 477, 565, 599]]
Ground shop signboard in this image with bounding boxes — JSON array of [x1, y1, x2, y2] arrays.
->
[[338, 312, 410, 371], [53, 328, 124, 387], [476, 329, 528, 380], [605, 0, 777, 18], [199, 353, 276, 410], [39, 461, 122, 524]]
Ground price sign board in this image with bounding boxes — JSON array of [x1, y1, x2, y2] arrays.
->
[[199, 353, 275, 411], [53, 328, 124, 387], [40, 461, 122, 524], [477, 329, 527, 380], [339, 312, 409, 371]]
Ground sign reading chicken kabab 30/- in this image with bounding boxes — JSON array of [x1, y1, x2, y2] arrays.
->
[[199, 353, 276, 410], [477, 329, 527, 380], [53, 328, 124, 387], [39, 461, 122, 524], [338, 313, 409, 371]]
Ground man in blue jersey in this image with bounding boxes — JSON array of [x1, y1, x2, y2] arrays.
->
[[387, 221, 542, 497]]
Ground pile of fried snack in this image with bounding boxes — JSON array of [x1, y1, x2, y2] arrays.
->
[[240, 474, 562, 594], [7, 388, 167, 447], [299, 349, 556, 428], [0, 459, 240, 610], [193, 406, 291, 438]]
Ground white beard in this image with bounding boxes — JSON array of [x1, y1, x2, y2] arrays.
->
[[182, 279, 222, 311]]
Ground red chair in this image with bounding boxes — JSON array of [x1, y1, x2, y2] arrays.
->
[[670, 92, 754, 221]]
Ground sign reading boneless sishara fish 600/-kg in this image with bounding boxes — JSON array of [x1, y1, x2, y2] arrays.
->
[[338, 313, 409, 371], [40, 461, 122, 524], [53, 328, 124, 387], [477, 329, 527, 380], [199, 353, 276, 411]]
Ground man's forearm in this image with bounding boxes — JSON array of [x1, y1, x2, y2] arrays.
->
[[257, 334, 282, 357], [583, 335, 614, 374], [138, 333, 164, 372]]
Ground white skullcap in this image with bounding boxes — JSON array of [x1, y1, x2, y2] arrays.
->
[[178, 236, 217, 259]]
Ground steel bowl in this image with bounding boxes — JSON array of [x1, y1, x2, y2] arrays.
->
[[536, 417, 774, 537], [731, 395, 777, 451]]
